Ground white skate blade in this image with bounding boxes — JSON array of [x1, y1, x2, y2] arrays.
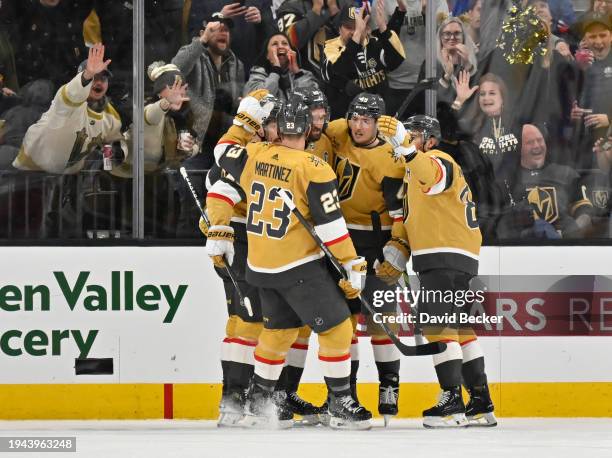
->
[[217, 412, 244, 428], [293, 414, 321, 427], [467, 412, 497, 427], [329, 417, 372, 430], [423, 413, 468, 428], [383, 415, 392, 427]]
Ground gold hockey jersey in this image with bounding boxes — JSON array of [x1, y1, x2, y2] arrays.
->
[[399, 150, 482, 275], [325, 119, 405, 244], [207, 125, 358, 287], [306, 133, 335, 168]]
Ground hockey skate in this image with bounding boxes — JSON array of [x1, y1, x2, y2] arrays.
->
[[423, 386, 468, 428], [328, 393, 372, 430], [465, 385, 497, 427], [283, 391, 322, 426], [242, 384, 294, 429], [217, 389, 246, 428], [378, 374, 399, 427]]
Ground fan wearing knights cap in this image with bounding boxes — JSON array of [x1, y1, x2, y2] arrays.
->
[[13, 43, 123, 175], [205, 89, 371, 429]]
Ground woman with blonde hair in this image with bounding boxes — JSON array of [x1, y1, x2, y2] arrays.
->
[[415, 16, 479, 116]]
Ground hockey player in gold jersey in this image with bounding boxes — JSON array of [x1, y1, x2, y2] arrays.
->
[[205, 91, 372, 429], [377, 114, 496, 428], [202, 96, 326, 426], [324, 93, 410, 423]]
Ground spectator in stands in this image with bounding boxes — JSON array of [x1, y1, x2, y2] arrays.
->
[[10, 44, 125, 238], [321, 3, 405, 118], [372, 0, 449, 116], [12, 44, 123, 174], [12, 0, 94, 89], [173, 13, 245, 147], [464, 0, 481, 51], [276, 0, 354, 77], [461, 72, 519, 176], [245, 32, 319, 101], [571, 14, 611, 168], [500, 124, 594, 239], [112, 62, 194, 179], [187, 1, 276, 72], [0, 79, 54, 169], [529, 0, 573, 60], [418, 16, 477, 116], [547, 0, 577, 28]]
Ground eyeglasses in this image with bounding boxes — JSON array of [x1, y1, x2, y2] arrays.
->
[[441, 31, 463, 40]]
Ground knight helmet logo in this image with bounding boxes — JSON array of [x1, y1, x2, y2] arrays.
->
[[527, 186, 559, 223], [334, 156, 360, 201]]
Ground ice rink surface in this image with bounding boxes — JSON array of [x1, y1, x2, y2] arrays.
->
[[1, 419, 611, 458]]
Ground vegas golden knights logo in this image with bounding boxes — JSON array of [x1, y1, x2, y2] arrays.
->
[[333, 155, 360, 201], [527, 186, 559, 223], [592, 190, 609, 209]]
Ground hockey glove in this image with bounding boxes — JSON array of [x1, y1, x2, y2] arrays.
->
[[378, 115, 417, 159], [206, 225, 235, 268], [198, 210, 210, 237], [374, 238, 410, 285], [233, 90, 273, 133], [339, 257, 367, 299]]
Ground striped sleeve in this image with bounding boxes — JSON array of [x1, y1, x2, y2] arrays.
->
[[406, 153, 454, 195], [306, 179, 357, 264], [206, 178, 245, 226]]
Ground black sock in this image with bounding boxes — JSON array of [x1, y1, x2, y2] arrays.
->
[[375, 360, 400, 385], [227, 361, 254, 392], [285, 365, 304, 393], [434, 359, 463, 390], [350, 360, 359, 399], [462, 357, 488, 388], [324, 376, 351, 397], [253, 373, 277, 392], [221, 360, 230, 395]]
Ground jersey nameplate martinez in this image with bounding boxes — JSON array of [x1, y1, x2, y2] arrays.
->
[[254, 160, 292, 183]]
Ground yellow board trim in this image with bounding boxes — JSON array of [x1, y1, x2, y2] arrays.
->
[[1, 383, 611, 420]]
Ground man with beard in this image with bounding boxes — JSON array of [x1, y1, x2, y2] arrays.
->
[[294, 87, 335, 166], [172, 12, 245, 146], [11, 44, 124, 238], [13, 43, 122, 174]]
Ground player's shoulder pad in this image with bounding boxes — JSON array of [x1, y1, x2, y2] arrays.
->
[[302, 153, 336, 183], [324, 118, 347, 138], [217, 142, 260, 183]]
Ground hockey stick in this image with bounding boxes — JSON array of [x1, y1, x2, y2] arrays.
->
[[394, 77, 438, 121], [179, 167, 253, 317], [371, 211, 425, 345], [277, 189, 445, 357]]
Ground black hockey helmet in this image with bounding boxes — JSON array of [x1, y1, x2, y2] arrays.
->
[[294, 88, 330, 129], [261, 93, 282, 126], [277, 94, 312, 136], [346, 92, 385, 121], [404, 115, 441, 140]]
